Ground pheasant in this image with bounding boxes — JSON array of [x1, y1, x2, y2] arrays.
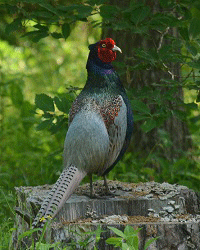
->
[[32, 38, 133, 228]]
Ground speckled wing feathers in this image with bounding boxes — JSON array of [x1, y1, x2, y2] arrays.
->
[[102, 96, 127, 174], [100, 96, 122, 129]]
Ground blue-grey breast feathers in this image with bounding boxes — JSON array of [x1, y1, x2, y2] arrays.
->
[[64, 106, 110, 174], [67, 94, 127, 176]]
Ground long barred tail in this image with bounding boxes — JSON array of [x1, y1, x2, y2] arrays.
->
[[32, 165, 86, 228]]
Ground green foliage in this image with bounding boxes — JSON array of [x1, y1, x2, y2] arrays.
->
[[0, 20, 100, 226], [5, 223, 157, 249], [66, 224, 104, 249], [14, 224, 104, 249], [0, 218, 15, 249], [35, 92, 77, 134], [106, 225, 158, 250], [0, 0, 96, 42], [0, 0, 200, 246]]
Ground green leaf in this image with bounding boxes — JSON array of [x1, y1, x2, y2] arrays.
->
[[76, 5, 93, 18], [43, 112, 53, 118], [62, 23, 70, 40], [32, 10, 54, 18], [124, 225, 137, 237], [10, 84, 24, 107], [22, 30, 49, 42], [141, 119, 157, 132], [49, 116, 67, 134], [178, 27, 189, 41], [130, 6, 150, 24], [94, 225, 104, 243], [144, 237, 159, 249], [6, 18, 22, 34], [108, 227, 125, 238], [133, 115, 150, 121], [39, 2, 60, 16], [22, 30, 43, 37], [187, 59, 200, 69], [100, 5, 119, 19], [36, 119, 52, 130], [31, 31, 49, 42], [106, 237, 122, 247], [186, 42, 198, 56], [132, 235, 139, 249], [150, 13, 178, 30], [189, 18, 200, 38], [131, 100, 150, 114], [184, 102, 198, 110], [33, 24, 48, 31], [35, 94, 55, 112], [51, 32, 63, 39], [54, 96, 71, 113], [122, 242, 130, 250]]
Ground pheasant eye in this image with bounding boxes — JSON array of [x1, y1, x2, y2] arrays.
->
[[101, 44, 106, 48]]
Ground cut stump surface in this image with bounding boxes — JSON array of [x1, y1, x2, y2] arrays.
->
[[13, 181, 200, 249]]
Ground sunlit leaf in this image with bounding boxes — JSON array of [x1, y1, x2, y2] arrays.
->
[[108, 227, 125, 238], [106, 237, 122, 246]]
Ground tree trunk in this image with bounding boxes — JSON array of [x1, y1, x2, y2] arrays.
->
[[102, 0, 192, 163]]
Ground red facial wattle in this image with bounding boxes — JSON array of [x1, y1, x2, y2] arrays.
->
[[97, 38, 117, 63]]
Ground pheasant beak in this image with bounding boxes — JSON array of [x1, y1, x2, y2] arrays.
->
[[112, 45, 122, 53]]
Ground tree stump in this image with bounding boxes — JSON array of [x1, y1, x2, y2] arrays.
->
[[13, 181, 200, 249]]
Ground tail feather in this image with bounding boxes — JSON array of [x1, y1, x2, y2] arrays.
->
[[32, 165, 86, 228]]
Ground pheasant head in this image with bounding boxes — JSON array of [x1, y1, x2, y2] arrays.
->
[[97, 38, 122, 63], [87, 38, 122, 71]]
